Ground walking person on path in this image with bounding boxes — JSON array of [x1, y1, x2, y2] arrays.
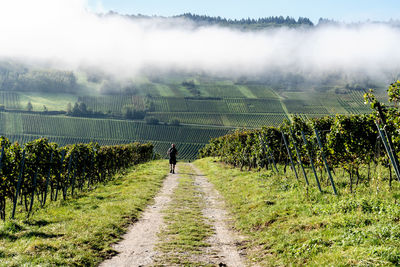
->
[[167, 144, 178, 174]]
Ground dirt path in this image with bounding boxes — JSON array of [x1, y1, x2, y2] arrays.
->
[[100, 163, 245, 267], [100, 171, 179, 267], [191, 164, 245, 267]]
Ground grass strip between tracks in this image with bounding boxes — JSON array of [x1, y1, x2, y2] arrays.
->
[[155, 164, 214, 266]]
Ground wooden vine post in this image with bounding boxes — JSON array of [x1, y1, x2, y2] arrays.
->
[[314, 129, 337, 195], [289, 128, 309, 185], [376, 124, 400, 181], [28, 156, 40, 217], [259, 134, 273, 171], [55, 150, 66, 201], [282, 131, 299, 180], [12, 150, 26, 219], [43, 151, 53, 206], [301, 131, 322, 192], [265, 138, 279, 173], [63, 152, 73, 200]]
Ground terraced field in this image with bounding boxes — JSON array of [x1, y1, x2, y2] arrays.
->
[[244, 85, 279, 98], [197, 84, 246, 98], [148, 112, 287, 127], [151, 97, 284, 113], [0, 78, 381, 160], [0, 91, 20, 109], [0, 112, 229, 159], [283, 99, 330, 114], [78, 95, 133, 114]]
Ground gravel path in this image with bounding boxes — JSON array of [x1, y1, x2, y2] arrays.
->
[[191, 164, 246, 267], [100, 171, 179, 267], [100, 163, 246, 267]]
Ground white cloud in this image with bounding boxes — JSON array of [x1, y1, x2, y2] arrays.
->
[[0, 0, 399, 81]]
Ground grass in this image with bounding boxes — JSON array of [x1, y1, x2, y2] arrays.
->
[[18, 92, 78, 112], [0, 160, 169, 266], [194, 158, 400, 266], [155, 164, 214, 266]]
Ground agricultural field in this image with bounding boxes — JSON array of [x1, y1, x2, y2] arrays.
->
[[19, 92, 78, 112], [0, 91, 21, 109], [78, 95, 134, 114], [0, 112, 229, 160], [147, 112, 288, 127], [0, 76, 383, 160]]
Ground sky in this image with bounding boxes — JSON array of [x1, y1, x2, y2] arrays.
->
[[87, 0, 400, 23]]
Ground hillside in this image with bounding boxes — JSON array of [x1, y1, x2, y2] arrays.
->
[[0, 62, 387, 159]]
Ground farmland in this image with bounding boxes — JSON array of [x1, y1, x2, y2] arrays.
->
[[0, 68, 388, 160], [0, 112, 228, 160]]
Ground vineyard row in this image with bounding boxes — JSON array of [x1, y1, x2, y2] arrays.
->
[[0, 137, 153, 220]]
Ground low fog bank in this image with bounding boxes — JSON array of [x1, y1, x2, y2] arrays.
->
[[0, 0, 399, 91]]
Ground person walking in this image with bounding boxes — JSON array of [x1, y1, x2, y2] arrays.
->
[[167, 144, 178, 174]]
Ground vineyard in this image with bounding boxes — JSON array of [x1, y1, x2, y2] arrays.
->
[[0, 92, 20, 109], [283, 99, 330, 114], [0, 112, 228, 160], [78, 95, 134, 114], [0, 78, 388, 162], [200, 81, 400, 195], [0, 137, 153, 220], [74, 90, 374, 129], [147, 112, 288, 127], [150, 97, 285, 113]]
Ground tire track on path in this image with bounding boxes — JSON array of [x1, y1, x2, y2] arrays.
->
[[191, 163, 246, 267], [100, 171, 179, 267]]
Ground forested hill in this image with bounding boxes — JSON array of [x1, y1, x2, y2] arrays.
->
[[174, 13, 314, 28], [111, 12, 314, 29]]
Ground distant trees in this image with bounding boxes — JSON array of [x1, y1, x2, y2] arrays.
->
[[26, 101, 33, 112], [124, 13, 314, 29], [0, 69, 77, 93], [176, 13, 314, 27], [317, 18, 338, 25], [169, 119, 180, 126], [145, 116, 159, 125], [122, 105, 146, 119], [68, 102, 99, 117], [182, 80, 200, 96], [66, 103, 72, 114]]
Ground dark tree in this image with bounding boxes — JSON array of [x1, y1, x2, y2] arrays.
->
[[26, 101, 33, 112]]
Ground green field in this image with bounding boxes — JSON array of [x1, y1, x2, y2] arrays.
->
[[0, 75, 384, 160]]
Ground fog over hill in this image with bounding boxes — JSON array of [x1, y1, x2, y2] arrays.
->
[[0, 0, 400, 89]]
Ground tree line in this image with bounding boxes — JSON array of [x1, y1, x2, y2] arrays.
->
[[177, 13, 314, 27], [0, 69, 77, 93]]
